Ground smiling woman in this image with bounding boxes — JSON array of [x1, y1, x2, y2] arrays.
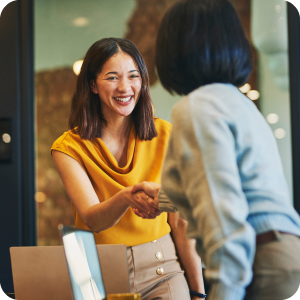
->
[[68, 38, 157, 141], [50, 38, 204, 300]]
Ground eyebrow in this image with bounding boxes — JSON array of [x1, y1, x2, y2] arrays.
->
[[104, 70, 139, 76]]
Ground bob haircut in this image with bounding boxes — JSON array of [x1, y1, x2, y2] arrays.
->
[[69, 38, 157, 140], [156, 0, 253, 95]]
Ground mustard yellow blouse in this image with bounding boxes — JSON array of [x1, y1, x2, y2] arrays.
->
[[51, 117, 171, 246]]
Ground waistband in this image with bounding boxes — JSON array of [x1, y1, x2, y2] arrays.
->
[[256, 230, 300, 245]]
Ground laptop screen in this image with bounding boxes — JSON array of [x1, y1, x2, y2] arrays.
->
[[59, 225, 106, 300]]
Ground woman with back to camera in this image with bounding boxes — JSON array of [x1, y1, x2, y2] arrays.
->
[[132, 0, 300, 299], [51, 38, 205, 300]]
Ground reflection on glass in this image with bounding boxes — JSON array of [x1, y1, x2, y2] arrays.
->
[[62, 229, 106, 300], [251, 0, 293, 197]]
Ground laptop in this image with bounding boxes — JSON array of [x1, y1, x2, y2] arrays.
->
[[10, 229, 130, 300], [59, 225, 106, 300]]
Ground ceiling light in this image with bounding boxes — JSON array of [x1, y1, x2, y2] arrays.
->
[[73, 60, 84, 76], [266, 113, 279, 124], [247, 90, 260, 101], [35, 192, 46, 203], [274, 128, 286, 139], [275, 5, 281, 13], [239, 83, 251, 93], [73, 17, 89, 27], [2, 133, 11, 143]]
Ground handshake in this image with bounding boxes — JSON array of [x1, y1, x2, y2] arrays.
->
[[130, 182, 181, 219]]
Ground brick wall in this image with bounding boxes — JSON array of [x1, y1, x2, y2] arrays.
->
[[36, 68, 76, 245]]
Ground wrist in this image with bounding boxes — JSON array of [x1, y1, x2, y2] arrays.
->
[[190, 290, 206, 298], [121, 187, 132, 207]]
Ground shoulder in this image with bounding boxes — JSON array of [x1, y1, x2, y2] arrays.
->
[[51, 129, 83, 150], [173, 84, 243, 124], [51, 129, 92, 156], [172, 96, 190, 123], [51, 129, 88, 165], [153, 117, 172, 136]]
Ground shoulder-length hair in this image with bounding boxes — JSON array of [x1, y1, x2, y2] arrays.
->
[[69, 38, 157, 140], [155, 0, 253, 95]]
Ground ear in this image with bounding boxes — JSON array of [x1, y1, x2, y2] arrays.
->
[[90, 80, 98, 94]]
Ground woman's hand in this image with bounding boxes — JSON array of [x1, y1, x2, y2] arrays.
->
[[131, 194, 161, 219], [130, 182, 161, 219], [131, 181, 161, 200], [132, 206, 161, 219], [123, 187, 160, 218]]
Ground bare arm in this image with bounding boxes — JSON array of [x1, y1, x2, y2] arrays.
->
[[52, 150, 158, 232], [168, 213, 205, 300]]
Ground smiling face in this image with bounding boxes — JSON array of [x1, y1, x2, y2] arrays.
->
[[90, 51, 142, 120]]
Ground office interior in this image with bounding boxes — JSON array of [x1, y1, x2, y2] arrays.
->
[[0, 0, 300, 296]]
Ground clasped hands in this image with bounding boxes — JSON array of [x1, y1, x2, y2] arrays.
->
[[130, 182, 161, 219]]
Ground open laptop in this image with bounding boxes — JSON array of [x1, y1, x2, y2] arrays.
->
[[59, 225, 107, 300], [10, 228, 130, 300]]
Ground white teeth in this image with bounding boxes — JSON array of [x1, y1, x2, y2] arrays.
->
[[114, 96, 132, 102]]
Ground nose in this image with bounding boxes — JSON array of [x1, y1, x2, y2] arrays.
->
[[117, 78, 132, 93]]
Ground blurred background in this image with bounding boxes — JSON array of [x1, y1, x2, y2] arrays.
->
[[1, 0, 299, 293], [34, 0, 293, 246]]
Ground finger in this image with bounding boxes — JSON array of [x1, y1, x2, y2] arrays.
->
[[147, 213, 159, 219], [132, 191, 150, 203], [132, 208, 145, 218], [147, 198, 159, 209], [150, 211, 161, 218], [131, 182, 146, 193], [132, 194, 154, 213], [135, 200, 152, 214], [130, 196, 147, 211], [141, 212, 150, 219], [133, 207, 152, 219], [152, 209, 161, 216], [146, 200, 160, 213]]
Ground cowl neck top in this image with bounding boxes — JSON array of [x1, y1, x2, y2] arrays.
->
[[51, 117, 171, 246]]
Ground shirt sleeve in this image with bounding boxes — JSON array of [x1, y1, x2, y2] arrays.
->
[[50, 132, 85, 166], [161, 96, 256, 300]]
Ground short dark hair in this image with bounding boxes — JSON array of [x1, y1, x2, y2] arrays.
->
[[155, 0, 253, 95], [69, 38, 157, 140]]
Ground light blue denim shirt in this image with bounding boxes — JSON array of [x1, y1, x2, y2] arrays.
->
[[161, 83, 300, 300]]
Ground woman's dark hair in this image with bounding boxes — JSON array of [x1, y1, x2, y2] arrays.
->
[[156, 0, 253, 95], [69, 38, 157, 140]]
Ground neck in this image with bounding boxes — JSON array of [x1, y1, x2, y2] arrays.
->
[[102, 114, 133, 141]]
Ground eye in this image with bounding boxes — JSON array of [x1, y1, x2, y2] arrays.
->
[[130, 74, 139, 78], [107, 76, 117, 80]]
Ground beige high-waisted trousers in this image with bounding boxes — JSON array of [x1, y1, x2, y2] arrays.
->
[[127, 233, 190, 300]]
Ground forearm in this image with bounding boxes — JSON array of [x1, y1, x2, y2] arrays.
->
[[85, 189, 130, 233], [169, 213, 205, 296], [178, 238, 205, 294], [83, 187, 157, 232]]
